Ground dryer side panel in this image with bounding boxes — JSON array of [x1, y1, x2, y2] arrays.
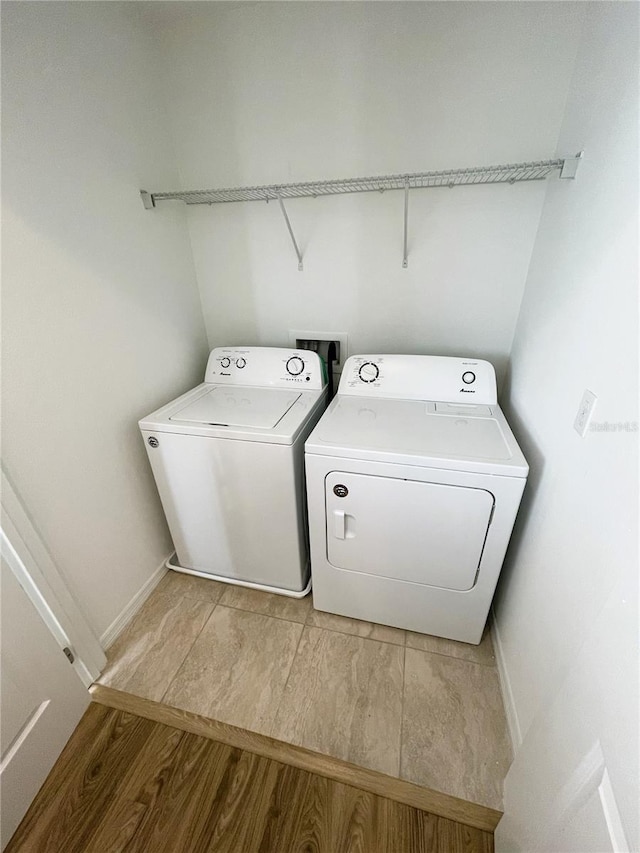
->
[[325, 472, 494, 591]]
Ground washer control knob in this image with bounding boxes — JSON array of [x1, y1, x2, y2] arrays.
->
[[286, 356, 305, 376], [220, 357, 231, 368], [236, 357, 246, 369], [462, 371, 476, 385], [358, 362, 380, 383]]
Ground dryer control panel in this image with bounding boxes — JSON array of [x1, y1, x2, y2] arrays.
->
[[205, 347, 326, 390], [339, 354, 497, 405]]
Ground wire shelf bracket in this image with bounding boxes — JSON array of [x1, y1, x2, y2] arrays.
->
[[141, 153, 582, 270], [276, 194, 304, 271], [402, 179, 410, 269]]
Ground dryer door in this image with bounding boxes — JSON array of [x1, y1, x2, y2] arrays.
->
[[325, 471, 494, 591]]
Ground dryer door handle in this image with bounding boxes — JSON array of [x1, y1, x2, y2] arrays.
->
[[332, 510, 356, 540]]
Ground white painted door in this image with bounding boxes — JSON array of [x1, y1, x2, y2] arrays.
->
[[0, 557, 90, 849]]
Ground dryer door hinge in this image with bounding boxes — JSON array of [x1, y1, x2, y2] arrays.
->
[[488, 502, 495, 527]]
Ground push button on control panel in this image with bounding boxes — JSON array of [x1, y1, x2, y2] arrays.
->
[[462, 371, 476, 385]]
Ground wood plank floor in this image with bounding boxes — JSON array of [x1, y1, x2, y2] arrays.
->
[[7, 704, 494, 853]]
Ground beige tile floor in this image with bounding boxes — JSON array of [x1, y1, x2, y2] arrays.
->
[[98, 571, 512, 810]]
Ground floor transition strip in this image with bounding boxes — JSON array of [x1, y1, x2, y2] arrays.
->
[[89, 683, 502, 833]]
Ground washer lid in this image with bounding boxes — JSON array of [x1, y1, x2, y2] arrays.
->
[[170, 387, 301, 429], [306, 395, 528, 477]]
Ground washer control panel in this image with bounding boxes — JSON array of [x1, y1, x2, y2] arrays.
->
[[205, 347, 326, 390], [340, 354, 497, 404]]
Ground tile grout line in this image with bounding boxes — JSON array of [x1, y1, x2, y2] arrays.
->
[[309, 625, 405, 648], [158, 596, 220, 705], [404, 644, 498, 669], [399, 644, 407, 780], [98, 587, 211, 692], [304, 613, 406, 648], [185, 590, 496, 665], [268, 618, 307, 738], [303, 598, 313, 627], [211, 598, 311, 626]]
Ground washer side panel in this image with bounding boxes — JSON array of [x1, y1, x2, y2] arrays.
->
[[142, 432, 307, 591]]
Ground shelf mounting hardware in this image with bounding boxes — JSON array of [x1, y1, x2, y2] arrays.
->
[[140, 190, 155, 210], [402, 179, 410, 269], [276, 194, 303, 272], [140, 154, 583, 269], [559, 151, 583, 179]]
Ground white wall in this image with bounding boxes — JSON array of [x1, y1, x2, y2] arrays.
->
[[150, 2, 584, 383], [494, 3, 639, 850], [1, 2, 209, 638]]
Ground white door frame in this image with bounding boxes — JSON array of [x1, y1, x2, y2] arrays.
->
[[1, 468, 106, 686]]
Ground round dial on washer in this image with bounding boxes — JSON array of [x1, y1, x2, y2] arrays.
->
[[462, 371, 476, 385], [236, 357, 246, 369], [358, 362, 380, 383], [220, 357, 231, 368], [286, 356, 305, 376]]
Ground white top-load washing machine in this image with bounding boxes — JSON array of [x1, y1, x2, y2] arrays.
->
[[305, 354, 528, 643], [140, 347, 327, 597]]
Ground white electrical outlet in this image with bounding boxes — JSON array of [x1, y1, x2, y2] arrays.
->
[[574, 389, 597, 437]]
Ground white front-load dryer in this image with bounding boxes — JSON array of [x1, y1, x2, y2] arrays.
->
[[305, 354, 528, 642], [140, 347, 327, 597]]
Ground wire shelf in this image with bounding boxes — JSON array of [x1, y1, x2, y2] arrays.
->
[[143, 158, 576, 207], [139, 154, 581, 270]]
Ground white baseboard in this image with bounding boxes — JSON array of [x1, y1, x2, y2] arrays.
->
[[100, 556, 169, 650], [490, 606, 523, 752]]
